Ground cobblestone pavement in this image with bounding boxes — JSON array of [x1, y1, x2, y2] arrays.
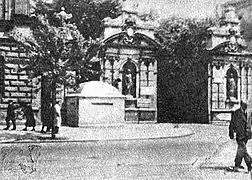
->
[[0, 123, 251, 180]]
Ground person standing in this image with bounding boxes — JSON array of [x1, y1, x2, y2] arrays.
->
[[22, 103, 36, 131], [54, 100, 61, 134], [229, 101, 252, 172], [3, 100, 17, 130], [40, 103, 53, 133]]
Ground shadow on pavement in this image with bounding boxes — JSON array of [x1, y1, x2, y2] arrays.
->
[[200, 166, 230, 171], [200, 166, 248, 173], [36, 136, 68, 141], [0, 132, 38, 141], [0, 131, 68, 142]]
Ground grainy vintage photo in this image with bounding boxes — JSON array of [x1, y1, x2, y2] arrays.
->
[[0, 0, 252, 179]]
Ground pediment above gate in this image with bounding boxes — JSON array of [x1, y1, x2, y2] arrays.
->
[[102, 0, 160, 42], [103, 32, 161, 49], [208, 40, 247, 54]]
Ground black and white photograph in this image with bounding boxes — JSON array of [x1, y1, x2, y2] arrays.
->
[[1, 0, 252, 179]]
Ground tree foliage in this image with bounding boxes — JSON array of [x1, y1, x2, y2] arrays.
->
[[51, 0, 121, 82], [155, 17, 216, 123], [10, 0, 121, 87], [10, 1, 89, 87], [54, 0, 121, 40]]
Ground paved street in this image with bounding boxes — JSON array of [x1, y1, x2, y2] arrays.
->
[[0, 124, 242, 180], [0, 137, 218, 179]]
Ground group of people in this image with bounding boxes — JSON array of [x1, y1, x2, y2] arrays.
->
[[3, 100, 62, 134]]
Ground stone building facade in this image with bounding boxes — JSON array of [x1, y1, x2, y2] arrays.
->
[[0, 0, 41, 120], [207, 6, 252, 124]]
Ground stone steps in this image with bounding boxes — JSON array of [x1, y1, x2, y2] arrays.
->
[[211, 120, 230, 126]]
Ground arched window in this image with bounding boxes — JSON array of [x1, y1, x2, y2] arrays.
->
[[226, 66, 238, 100], [122, 59, 137, 97]]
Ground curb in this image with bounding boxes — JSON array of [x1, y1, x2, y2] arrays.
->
[[0, 131, 194, 144]]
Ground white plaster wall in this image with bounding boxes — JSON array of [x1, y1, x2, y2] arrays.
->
[[78, 97, 125, 125]]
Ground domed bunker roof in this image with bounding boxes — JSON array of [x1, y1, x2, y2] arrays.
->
[[76, 81, 124, 97]]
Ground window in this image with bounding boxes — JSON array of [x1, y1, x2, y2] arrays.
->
[[15, 0, 30, 15], [0, 0, 30, 20], [140, 58, 155, 87], [0, 0, 11, 20]]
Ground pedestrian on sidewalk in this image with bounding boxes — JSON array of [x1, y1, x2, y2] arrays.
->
[[3, 100, 17, 130], [54, 100, 61, 134], [41, 103, 53, 133], [22, 103, 36, 131], [229, 101, 252, 172]]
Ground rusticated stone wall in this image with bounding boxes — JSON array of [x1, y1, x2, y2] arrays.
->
[[0, 42, 41, 122]]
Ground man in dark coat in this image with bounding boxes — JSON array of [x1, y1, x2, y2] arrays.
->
[[40, 103, 53, 133], [3, 100, 17, 130], [22, 103, 35, 131], [229, 101, 252, 172]]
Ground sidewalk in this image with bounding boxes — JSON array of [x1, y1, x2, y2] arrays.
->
[[0, 123, 194, 143]]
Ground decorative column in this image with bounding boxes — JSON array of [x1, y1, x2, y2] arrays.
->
[[239, 60, 243, 102], [138, 57, 142, 98], [245, 65, 249, 101], [108, 58, 115, 83], [208, 62, 213, 122], [144, 60, 150, 87]]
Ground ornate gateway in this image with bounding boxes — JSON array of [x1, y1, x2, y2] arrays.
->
[[207, 6, 252, 124], [99, 1, 161, 123]]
